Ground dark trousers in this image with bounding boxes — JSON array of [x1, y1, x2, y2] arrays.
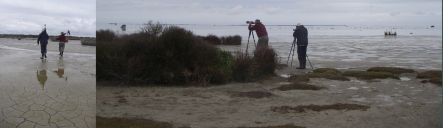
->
[[297, 46, 307, 67], [40, 43, 47, 55]]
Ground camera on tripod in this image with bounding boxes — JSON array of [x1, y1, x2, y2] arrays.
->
[[246, 21, 255, 24]]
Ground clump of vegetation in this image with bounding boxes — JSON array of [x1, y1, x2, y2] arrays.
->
[[96, 116, 174, 128], [288, 75, 310, 82], [97, 22, 234, 85], [312, 68, 341, 74], [96, 29, 116, 42], [271, 103, 370, 114], [417, 70, 442, 86], [303, 68, 349, 81], [98, 21, 276, 85], [232, 48, 278, 82], [238, 124, 305, 128], [200, 34, 221, 45], [254, 47, 278, 77], [342, 70, 399, 80], [232, 53, 256, 82], [231, 91, 274, 98], [367, 67, 415, 74], [273, 82, 323, 91], [198, 34, 242, 45], [221, 35, 242, 45]]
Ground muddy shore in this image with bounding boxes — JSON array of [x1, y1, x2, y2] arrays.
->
[[97, 67, 441, 128], [0, 39, 96, 128]]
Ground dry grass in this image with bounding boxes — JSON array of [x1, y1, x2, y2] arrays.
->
[[288, 75, 310, 82], [417, 70, 442, 86], [96, 116, 174, 128], [343, 71, 399, 80], [271, 103, 370, 114], [231, 91, 274, 98], [367, 67, 415, 74], [238, 124, 305, 128], [273, 82, 323, 91], [312, 68, 341, 75], [306, 73, 350, 81]]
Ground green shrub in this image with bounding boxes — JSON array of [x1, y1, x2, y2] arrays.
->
[[96, 29, 116, 42], [232, 47, 278, 82], [201, 34, 221, 45], [253, 47, 277, 77], [343, 70, 399, 80], [97, 23, 233, 85], [221, 35, 241, 45], [367, 67, 415, 74], [232, 52, 255, 82]]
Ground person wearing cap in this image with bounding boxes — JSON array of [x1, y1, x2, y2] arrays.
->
[[37, 29, 49, 59], [248, 19, 269, 49], [293, 23, 308, 69], [56, 32, 68, 56]]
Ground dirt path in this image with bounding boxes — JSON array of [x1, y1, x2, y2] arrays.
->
[[97, 68, 441, 128]]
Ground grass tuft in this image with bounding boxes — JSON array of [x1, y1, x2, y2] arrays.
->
[[96, 116, 174, 128], [417, 70, 442, 86], [271, 103, 370, 114], [343, 71, 399, 80], [367, 67, 415, 74]]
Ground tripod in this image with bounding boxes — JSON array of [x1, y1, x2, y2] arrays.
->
[[287, 40, 296, 67], [245, 30, 257, 54], [287, 40, 314, 69]]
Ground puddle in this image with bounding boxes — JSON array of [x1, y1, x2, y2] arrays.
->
[[347, 87, 359, 90], [279, 74, 291, 78], [400, 76, 411, 81]]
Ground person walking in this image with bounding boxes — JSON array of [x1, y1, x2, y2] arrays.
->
[[56, 32, 68, 56], [37, 29, 49, 59], [293, 23, 308, 69], [248, 19, 269, 49]]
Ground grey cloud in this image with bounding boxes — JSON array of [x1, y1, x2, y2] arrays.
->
[[97, 0, 441, 26], [0, 0, 95, 36]]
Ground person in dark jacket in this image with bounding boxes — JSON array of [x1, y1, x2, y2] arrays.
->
[[293, 23, 308, 69], [248, 19, 268, 49], [37, 29, 49, 59]]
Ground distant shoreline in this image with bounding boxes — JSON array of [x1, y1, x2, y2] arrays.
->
[[0, 34, 95, 40]]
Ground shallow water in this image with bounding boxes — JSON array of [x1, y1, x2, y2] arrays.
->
[[99, 24, 442, 70], [0, 38, 96, 127]]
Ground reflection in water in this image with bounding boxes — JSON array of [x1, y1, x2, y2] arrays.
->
[[54, 57, 67, 81], [36, 59, 47, 89]]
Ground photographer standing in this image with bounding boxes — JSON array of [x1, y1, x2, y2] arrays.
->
[[293, 23, 308, 69], [248, 19, 268, 49]]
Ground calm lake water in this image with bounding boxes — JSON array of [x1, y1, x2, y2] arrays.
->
[[98, 23, 442, 69]]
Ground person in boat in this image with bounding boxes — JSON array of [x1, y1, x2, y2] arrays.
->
[[293, 23, 309, 69], [37, 29, 49, 59]]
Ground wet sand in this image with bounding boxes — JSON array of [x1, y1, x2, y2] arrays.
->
[[97, 67, 441, 128], [0, 39, 96, 128]]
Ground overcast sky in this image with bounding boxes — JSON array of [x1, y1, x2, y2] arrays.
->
[[0, 0, 95, 36], [98, 0, 441, 26]]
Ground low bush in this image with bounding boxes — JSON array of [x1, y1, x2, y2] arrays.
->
[[232, 47, 278, 82], [367, 67, 415, 74], [97, 22, 233, 85], [221, 35, 241, 45], [343, 70, 399, 80]]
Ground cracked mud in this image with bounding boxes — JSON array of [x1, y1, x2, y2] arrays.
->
[[0, 39, 96, 128]]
